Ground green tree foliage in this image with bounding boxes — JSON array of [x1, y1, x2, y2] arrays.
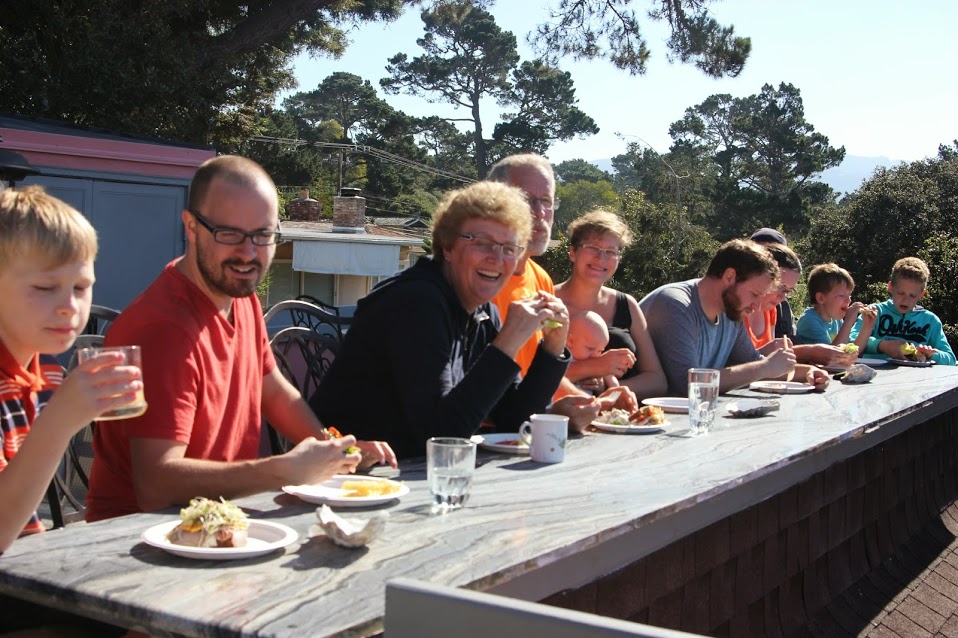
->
[[555, 159, 612, 183], [381, 1, 597, 177], [531, 0, 751, 77], [803, 144, 958, 304], [539, 190, 718, 299], [919, 234, 958, 343], [0, 0, 409, 149], [553, 180, 619, 236], [284, 72, 396, 142], [667, 82, 844, 240]]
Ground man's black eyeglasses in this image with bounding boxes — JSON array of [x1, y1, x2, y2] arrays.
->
[[188, 208, 281, 246]]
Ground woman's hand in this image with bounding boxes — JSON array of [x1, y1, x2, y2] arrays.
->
[[494, 291, 569, 358]]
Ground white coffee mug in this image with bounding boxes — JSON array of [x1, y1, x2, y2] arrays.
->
[[518, 414, 569, 463]]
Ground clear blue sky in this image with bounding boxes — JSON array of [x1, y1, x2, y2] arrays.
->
[[284, 0, 958, 165]]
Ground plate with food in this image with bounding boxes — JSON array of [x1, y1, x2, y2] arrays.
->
[[887, 358, 935, 368], [592, 406, 668, 433], [470, 432, 529, 454], [748, 381, 815, 394], [641, 397, 689, 413], [283, 475, 409, 507], [889, 343, 935, 366], [141, 497, 297, 560]]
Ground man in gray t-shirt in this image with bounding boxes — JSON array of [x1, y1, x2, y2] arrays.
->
[[640, 240, 831, 395]]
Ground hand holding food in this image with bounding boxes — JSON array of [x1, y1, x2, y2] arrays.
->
[[859, 305, 878, 319], [841, 343, 859, 355], [899, 342, 931, 363], [167, 497, 249, 548], [519, 288, 563, 329], [323, 427, 360, 454], [844, 301, 867, 322]]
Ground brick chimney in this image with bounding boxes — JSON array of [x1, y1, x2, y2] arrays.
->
[[285, 189, 323, 222], [332, 187, 366, 234]]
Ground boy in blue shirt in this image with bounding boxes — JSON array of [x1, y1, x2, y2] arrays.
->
[[795, 263, 875, 352], [852, 257, 956, 365]]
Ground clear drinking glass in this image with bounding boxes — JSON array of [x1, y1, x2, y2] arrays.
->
[[76, 345, 148, 420], [688, 368, 720, 435], [427, 437, 476, 512]]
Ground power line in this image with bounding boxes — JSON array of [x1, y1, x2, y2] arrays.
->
[[249, 136, 475, 184]]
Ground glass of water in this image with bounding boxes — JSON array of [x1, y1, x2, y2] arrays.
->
[[688, 368, 720, 435], [427, 437, 476, 512]]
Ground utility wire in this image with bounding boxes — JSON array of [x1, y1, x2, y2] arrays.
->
[[250, 136, 475, 184]]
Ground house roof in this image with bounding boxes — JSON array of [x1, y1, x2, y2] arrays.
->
[[280, 220, 425, 247]]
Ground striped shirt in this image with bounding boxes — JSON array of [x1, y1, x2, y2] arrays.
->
[[0, 341, 63, 536]]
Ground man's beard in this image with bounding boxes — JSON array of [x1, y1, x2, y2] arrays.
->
[[196, 243, 264, 298], [722, 286, 744, 322]]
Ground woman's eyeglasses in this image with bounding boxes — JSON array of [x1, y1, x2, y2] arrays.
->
[[577, 243, 622, 260], [459, 234, 525, 259]]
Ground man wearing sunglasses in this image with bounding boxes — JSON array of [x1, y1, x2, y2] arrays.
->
[[86, 156, 395, 522]]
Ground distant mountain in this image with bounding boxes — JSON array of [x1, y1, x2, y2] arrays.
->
[[817, 155, 903, 195], [584, 155, 905, 197]]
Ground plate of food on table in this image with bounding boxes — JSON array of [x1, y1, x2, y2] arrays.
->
[[591, 405, 668, 434], [887, 343, 936, 367], [471, 432, 530, 454], [141, 497, 297, 560], [641, 397, 689, 414], [283, 475, 408, 508]]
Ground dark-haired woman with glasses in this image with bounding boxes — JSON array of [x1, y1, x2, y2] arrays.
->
[[310, 181, 572, 459], [555, 210, 667, 400]]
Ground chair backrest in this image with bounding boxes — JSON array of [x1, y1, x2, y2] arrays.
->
[[84, 304, 121, 336], [384, 578, 704, 638], [266, 326, 339, 455], [295, 294, 341, 317], [263, 299, 351, 342], [45, 423, 95, 528]]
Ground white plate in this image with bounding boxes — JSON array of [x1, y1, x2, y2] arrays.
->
[[887, 358, 935, 368], [141, 519, 297, 560], [283, 475, 409, 507], [591, 420, 669, 434], [471, 433, 529, 455], [823, 357, 890, 373], [641, 397, 689, 414], [749, 381, 815, 394]]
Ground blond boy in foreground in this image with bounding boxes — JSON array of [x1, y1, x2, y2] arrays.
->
[[0, 186, 141, 552]]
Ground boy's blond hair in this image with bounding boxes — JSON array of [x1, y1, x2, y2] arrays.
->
[[807, 263, 854, 302], [0, 186, 97, 268], [890, 257, 930, 288]]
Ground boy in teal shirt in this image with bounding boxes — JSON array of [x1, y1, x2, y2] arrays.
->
[[795, 263, 875, 352], [852, 257, 956, 365]]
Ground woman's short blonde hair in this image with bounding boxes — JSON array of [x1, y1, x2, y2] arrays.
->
[[567, 209, 633, 249], [431, 182, 532, 260], [0, 185, 98, 269]]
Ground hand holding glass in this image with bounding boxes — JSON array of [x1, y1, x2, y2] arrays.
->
[[688, 368, 719, 435], [76, 346, 148, 420], [427, 437, 476, 511]]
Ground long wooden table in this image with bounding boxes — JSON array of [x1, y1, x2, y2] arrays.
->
[[2, 364, 957, 637]]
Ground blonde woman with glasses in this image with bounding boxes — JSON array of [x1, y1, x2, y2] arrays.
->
[[555, 210, 667, 400]]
